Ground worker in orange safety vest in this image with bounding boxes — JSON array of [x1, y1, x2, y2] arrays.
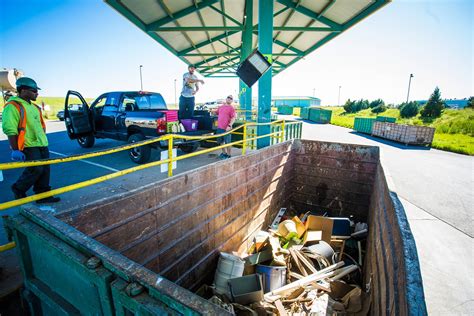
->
[[2, 77, 60, 203]]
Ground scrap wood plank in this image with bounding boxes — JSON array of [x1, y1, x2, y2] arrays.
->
[[294, 250, 318, 274], [289, 248, 308, 276], [274, 299, 288, 316]]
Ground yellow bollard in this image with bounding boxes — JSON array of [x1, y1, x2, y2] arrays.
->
[[0, 242, 15, 252], [280, 120, 285, 143], [168, 135, 173, 177], [242, 124, 247, 155]]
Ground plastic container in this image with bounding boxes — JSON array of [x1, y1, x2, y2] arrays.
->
[[161, 110, 178, 122], [213, 253, 245, 297], [306, 241, 335, 262], [229, 274, 263, 305], [256, 264, 287, 293], [181, 119, 198, 131]]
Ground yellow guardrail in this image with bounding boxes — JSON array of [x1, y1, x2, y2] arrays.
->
[[0, 119, 302, 251]]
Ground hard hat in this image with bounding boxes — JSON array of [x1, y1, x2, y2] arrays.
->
[[16, 77, 41, 90]]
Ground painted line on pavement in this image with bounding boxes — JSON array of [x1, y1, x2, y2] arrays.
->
[[50, 151, 120, 172]]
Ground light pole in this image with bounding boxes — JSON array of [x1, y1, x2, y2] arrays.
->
[[174, 79, 177, 107], [338, 85, 342, 106], [406, 73, 414, 103], [312, 88, 316, 97], [139, 65, 143, 91]]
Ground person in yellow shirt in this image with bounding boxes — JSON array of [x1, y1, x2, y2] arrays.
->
[[2, 77, 60, 203]]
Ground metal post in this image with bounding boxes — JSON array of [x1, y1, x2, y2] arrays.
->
[[406, 73, 414, 103], [239, 0, 253, 121], [338, 85, 341, 105], [257, 0, 273, 149], [139, 65, 143, 91], [168, 135, 173, 177]]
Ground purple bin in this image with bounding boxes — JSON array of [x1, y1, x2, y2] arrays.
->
[[181, 119, 198, 131]]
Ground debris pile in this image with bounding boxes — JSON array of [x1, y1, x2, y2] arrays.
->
[[197, 209, 370, 315]]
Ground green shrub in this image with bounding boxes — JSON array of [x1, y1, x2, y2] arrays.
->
[[400, 101, 419, 118], [371, 105, 387, 113], [343, 99, 369, 113], [369, 99, 385, 108]]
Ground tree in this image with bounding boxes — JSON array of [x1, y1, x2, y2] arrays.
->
[[343, 99, 356, 113], [355, 99, 370, 112], [420, 87, 445, 118], [466, 96, 474, 109], [399, 101, 419, 118], [369, 99, 385, 108], [371, 105, 387, 114]]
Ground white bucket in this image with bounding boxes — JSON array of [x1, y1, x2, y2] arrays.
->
[[213, 252, 245, 297]]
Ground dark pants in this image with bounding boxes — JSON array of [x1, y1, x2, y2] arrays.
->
[[14, 147, 51, 194], [179, 95, 195, 119]]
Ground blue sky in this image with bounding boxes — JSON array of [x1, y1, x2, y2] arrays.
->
[[1, 0, 472, 105]]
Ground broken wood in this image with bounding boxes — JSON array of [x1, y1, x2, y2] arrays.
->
[[274, 299, 288, 316]]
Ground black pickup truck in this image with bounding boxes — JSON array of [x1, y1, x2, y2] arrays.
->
[[64, 90, 217, 163]]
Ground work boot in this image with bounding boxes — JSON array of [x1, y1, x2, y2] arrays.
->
[[36, 196, 61, 204], [11, 185, 26, 200]]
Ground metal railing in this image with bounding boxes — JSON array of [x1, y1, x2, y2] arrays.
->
[[0, 119, 302, 251]]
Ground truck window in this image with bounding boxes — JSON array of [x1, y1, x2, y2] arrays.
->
[[120, 93, 167, 111]]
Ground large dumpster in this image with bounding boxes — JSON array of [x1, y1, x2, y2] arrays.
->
[[6, 139, 426, 315], [277, 105, 293, 115], [308, 107, 332, 124], [372, 122, 435, 146], [300, 107, 310, 120], [354, 117, 376, 134]]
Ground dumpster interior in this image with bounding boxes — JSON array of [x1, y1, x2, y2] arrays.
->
[[51, 139, 421, 315]]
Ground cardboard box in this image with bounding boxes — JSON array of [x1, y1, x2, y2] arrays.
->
[[304, 216, 334, 243]]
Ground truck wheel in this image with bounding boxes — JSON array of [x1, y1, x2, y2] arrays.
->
[[77, 134, 95, 148], [128, 133, 151, 164], [179, 142, 200, 154]]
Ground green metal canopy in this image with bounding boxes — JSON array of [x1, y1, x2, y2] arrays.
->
[[105, 0, 391, 78]]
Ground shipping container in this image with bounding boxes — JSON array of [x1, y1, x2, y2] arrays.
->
[[308, 107, 332, 124], [372, 122, 435, 146], [6, 140, 426, 315], [354, 117, 376, 134], [376, 116, 396, 123]]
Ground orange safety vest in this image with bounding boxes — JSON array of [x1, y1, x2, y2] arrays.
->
[[5, 100, 46, 151]]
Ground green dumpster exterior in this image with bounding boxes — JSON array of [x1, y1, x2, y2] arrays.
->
[[308, 107, 332, 124], [354, 117, 376, 134], [277, 105, 293, 115], [300, 107, 310, 120], [376, 116, 396, 123]]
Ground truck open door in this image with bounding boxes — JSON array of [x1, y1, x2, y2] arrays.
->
[[64, 90, 93, 139], [64, 90, 96, 148]]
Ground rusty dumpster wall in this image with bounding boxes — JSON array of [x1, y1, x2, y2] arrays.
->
[[59, 141, 295, 291], [365, 165, 427, 315], [289, 140, 378, 223]]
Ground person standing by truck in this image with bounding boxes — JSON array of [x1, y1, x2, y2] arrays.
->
[[215, 95, 236, 159], [2, 77, 60, 203], [179, 64, 204, 119]]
